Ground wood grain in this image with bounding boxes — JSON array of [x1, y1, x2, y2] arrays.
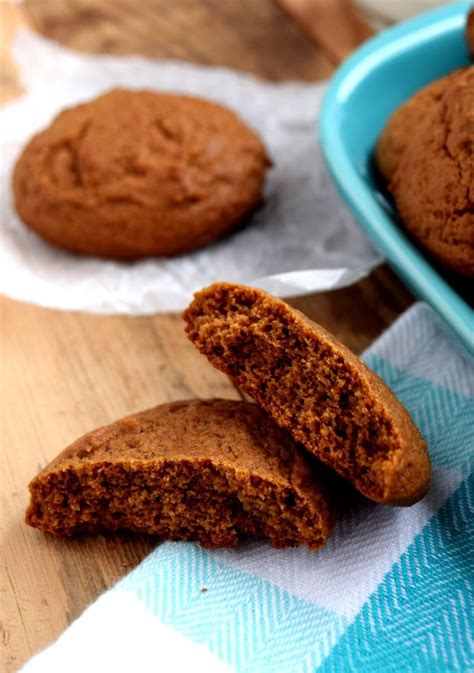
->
[[1, 2, 413, 670], [24, 0, 335, 81], [276, 0, 373, 63], [0, 4, 31, 103], [1, 296, 241, 671]]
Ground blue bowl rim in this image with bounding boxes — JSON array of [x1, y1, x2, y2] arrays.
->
[[319, 1, 473, 356]]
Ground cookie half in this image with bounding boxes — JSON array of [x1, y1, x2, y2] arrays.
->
[[183, 283, 431, 506], [13, 89, 270, 259], [26, 399, 339, 549]]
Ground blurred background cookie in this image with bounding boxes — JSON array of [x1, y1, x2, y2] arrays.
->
[[13, 89, 270, 259], [390, 67, 474, 278], [375, 70, 462, 182]]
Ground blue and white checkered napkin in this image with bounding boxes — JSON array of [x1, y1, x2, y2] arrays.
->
[[23, 303, 474, 673]]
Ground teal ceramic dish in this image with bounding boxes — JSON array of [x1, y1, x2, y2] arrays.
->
[[319, 1, 473, 355]]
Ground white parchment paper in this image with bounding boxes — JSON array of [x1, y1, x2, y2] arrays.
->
[[0, 31, 382, 314]]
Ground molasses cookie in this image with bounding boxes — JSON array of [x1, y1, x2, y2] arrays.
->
[[391, 67, 474, 278], [375, 71, 461, 182], [26, 399, 338, 549], [13, 89, 269, 259], [183, 283, 431, 506]]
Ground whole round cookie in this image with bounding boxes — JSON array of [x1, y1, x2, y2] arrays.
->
[[375, 70, 462, 182], [391, 67, 474, 278], [13, 89, 270, 259]]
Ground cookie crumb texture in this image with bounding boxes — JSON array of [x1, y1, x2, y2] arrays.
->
[[391, 68, 474, 278], [26, 400, 337, 549], [13, 89, 269, 259], [183, 283, 431, 506]]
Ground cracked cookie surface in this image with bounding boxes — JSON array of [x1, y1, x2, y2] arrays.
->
[[26, 399, 339, 549], [13, 89, 269, 259], [375, 71, 462, 182], [390, 67, 474, 278]]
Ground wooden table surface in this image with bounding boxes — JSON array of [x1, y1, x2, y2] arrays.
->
[[0, 2, 413, 670]]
